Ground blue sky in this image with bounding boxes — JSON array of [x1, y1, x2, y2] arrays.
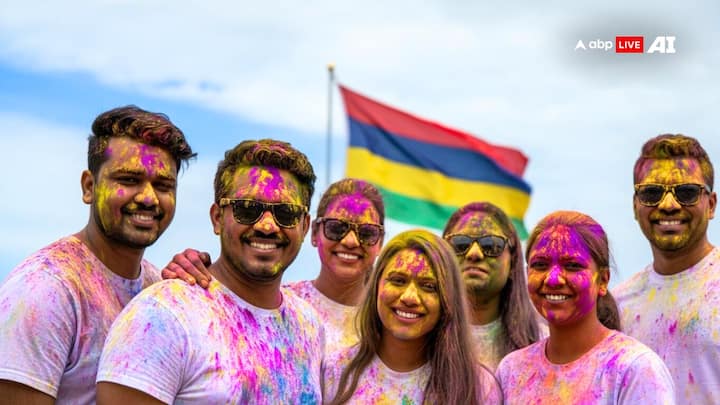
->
[[1, 1, 719, 286]]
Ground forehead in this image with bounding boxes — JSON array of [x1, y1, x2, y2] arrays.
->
[[637, 158, 705, 184], [228, 166, 303, 204], [450, 211, 504, 236], [530, 225, 591, 259], [102, 137, 177, 176], [383, 248, 435, 277], [325, 194, 380, 223]]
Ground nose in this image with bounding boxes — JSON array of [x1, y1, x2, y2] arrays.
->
[[340, 228, 360, 248], [657, 189, 681, 211], [464, 241, 485, 262], [399, 282, 420, 306], [135, 182, 159, 207], [253, 210, 280, 235], [545, 265, 566, 288]]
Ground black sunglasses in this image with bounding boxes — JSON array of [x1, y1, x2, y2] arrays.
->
[[315, 217, 384, 246], [219, 198, 307, 228], [445, 234, 508, 257], [634, 183, 710, 207]]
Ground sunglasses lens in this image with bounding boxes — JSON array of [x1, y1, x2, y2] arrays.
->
[[357, 224, 382, 246], [479, 236, 506, 257], [448, 235, 473, 255], [637, 185, 666, 206], [232, 200, 264, 224], [323, 219, 350, 241], [674, 184, 703, 205], [273, 203, 305, 227]]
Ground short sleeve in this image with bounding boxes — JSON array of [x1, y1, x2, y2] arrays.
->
[[0, 271, 76, 397], [617, 351, 675, 404], [96, 290, 188, 404]]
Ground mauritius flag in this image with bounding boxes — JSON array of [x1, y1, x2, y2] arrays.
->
[[340, 85, 532, 238]]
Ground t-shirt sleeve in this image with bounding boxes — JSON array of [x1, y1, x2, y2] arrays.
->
[[477, 365, 503, 404], [617, 351, 675, 404], [96, 290, 188, 404], [0, 270, 76, 398]]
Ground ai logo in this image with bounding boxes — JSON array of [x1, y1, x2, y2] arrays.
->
[[646, 36, 676, 54]]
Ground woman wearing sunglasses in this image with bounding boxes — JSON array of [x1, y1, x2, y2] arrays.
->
[[496, 211, 674, 404], [162, 178, 385, 354], [442, 202, 545, 371], [322, 230, 501, 404], [285, 178, 385, 354]]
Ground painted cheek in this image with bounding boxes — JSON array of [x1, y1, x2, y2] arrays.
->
[[94, 181, 118, 229]]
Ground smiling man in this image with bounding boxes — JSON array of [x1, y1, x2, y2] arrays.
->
[[96, 139, 324, 404], [613, 134, 719, 403], [0, 106, 196, 405]]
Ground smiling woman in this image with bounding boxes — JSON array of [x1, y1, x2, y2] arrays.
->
[[321, 229, 500, 405]]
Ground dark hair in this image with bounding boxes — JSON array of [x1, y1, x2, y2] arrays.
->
[[525, 210, 620, 330], [213, 139, 316, 208], [315, 178, 385, 224], [330, 230, 485, 404], [443, 202, 541, 357], [634, 133, 714, 190], [88, 105, 196, 175]]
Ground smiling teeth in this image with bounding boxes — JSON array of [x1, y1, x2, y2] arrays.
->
[[659, 220, 681, 226], [395, 310, 420, 319], [250, 242, 277, 250], [337, 253, 360, 260], [545, 294, 569, 301], [132, 213, 155, 221]]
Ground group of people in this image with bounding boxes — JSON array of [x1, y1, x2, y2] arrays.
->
[[0, 105, 716, 404]]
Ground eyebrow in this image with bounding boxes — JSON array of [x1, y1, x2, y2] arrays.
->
[[112, 168, 177, 181]]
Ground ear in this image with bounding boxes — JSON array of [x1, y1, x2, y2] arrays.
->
[[301, 213, 311, 238], [708, 191, 717, 220], [81, 170, 94, 204], [210, 203, 222, 235], [597, 267, 610, 295], [310, 219, 319, 246], [632, 197, 640, 221]]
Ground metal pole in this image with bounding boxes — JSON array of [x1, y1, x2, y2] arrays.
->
[[325, 63, 335, 188]]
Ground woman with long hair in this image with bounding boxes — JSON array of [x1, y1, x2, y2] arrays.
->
[[442, 201, 545, 370], [496, 211, 674, 403], [323, 230, 500, 404]]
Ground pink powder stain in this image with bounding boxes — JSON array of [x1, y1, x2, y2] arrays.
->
[[668, 320, 678, 335], [116, 189, 125, 197], [138, 144, 164, 177], [688, 371, 695, 384]]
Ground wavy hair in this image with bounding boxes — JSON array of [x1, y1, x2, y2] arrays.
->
[[443, 202, 541, 356], [329, 230, 486, 404], [634, 133, 714, 190], [525, 210, 620, 330]]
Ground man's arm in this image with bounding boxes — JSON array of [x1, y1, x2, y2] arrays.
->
[[0, 380, 54, 405], [97, 382, 165, 405]]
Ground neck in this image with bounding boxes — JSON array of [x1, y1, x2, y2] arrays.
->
[[312, 271, 366, 306], [652, 238, 714, 275], [75, 224, 144, 279], [210, 257, 283, 309], [377, 334, 427, 372], [545, 315, 610, 364], [468, 292, 501, 325]]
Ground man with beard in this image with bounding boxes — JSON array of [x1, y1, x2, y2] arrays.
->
[[0, 106, 196, 404], [96, 139, 324, 404], [613, 134, 719, 403]]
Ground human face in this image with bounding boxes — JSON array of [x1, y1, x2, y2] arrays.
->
[[313, 194, 382, 282], [377, 248, 441, 344], [527, 225, 608, 327], [212, 166, 309, 283], [82, 137, 177, 249], [445, 211, 511, 298], [634, 158, 716, 253]]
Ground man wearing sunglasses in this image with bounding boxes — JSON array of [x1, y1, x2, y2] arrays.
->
[[96, 139, 325, 404], [613, 134, 719, 404], [0, 106, 197, 405]]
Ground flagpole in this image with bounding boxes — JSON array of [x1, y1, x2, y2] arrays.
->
[[325, 63, 335, 188]]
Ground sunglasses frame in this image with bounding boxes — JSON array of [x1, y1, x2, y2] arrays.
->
[[315, 217, 384, 246], [218, 198, 307, 228], [444, 234, 509, 257], [634, 183, 711, 207]]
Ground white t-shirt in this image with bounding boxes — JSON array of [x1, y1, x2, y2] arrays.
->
[[496, 331, 675, 404], [470, 316, 549, 371], [285, 280, 358, 354], [613, 247, 720, 404], [97, 279, 325, 404], [322, 345, 501, 404], [0, 236, 160, 405]]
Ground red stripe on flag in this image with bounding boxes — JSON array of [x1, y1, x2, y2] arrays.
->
[[339, 85, 528, 177]]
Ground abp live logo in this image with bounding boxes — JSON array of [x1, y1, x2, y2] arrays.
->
[[616, 36, 676, 53]]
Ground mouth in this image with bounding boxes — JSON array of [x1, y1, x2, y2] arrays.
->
[[126, 210, 161, 228], [463, 266, 489, 277], [543, 294, 570, 303], [394, 309, 423, 320], [335, 251, 362, 261]]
